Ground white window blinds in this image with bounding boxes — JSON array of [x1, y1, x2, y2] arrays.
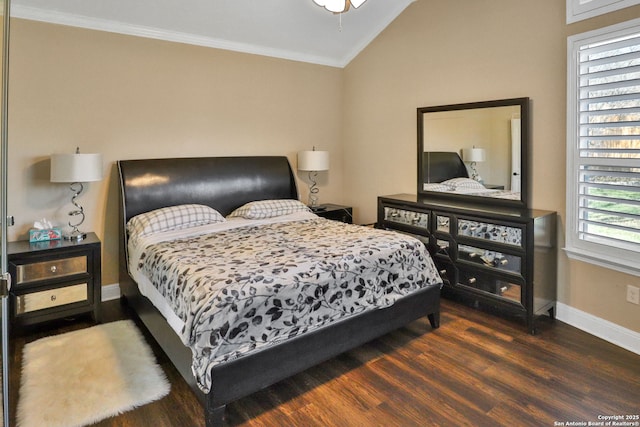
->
[[567, 0, 640, 24], [567, 18, 640, 275]]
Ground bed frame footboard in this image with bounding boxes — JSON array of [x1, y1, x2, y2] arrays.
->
[[121, 278, 439, 427], [208, 285, 439, 426]]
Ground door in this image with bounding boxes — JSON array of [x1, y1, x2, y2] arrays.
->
[[0, 0, 10, 425], [511, 118, 521, 193]]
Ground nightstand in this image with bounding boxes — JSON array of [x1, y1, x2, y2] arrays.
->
[[8, 232, 101, 329], [313, 203, 353, 224], [483, 184, 505, 190]]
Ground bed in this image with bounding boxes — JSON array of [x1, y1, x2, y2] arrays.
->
[[422, 151, 520, 200], [117, 156, 442, 426]]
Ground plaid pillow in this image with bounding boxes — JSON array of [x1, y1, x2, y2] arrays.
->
[[227, 199, 311, 220], [127, 204, 225, 239]]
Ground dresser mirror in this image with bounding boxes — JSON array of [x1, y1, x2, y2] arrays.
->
[[418, 97, 529, 209]]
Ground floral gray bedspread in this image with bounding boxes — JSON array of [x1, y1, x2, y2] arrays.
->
[[135, 218, 441, 393]]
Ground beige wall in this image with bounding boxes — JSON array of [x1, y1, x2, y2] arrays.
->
[[343, 0, 640, 333], [7, 1, 640, 335], [8, 19, 344, 285]]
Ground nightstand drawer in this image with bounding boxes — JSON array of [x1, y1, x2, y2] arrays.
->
[[14, 255, 88, 286], [15, 283, 88, 315]]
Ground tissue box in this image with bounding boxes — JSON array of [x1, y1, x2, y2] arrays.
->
[[29, 227, 62, 242]]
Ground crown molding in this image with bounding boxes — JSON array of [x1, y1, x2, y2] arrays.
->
[[11, 5, 345, 68]]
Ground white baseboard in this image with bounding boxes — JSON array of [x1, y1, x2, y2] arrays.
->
[[556, 302, 640, 355], [101, 283, 121, 302]]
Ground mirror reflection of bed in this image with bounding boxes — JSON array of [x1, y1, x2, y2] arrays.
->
[[422, 151, 521, 201]]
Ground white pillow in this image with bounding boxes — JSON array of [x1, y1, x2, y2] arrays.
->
[[441, 177, 486, 190], [127, 204, 225, 238], [423, 183, 454, 192], [227, 199, 311, 219]]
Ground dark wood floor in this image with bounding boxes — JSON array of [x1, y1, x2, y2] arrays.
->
[[8, 298, 640, 426]]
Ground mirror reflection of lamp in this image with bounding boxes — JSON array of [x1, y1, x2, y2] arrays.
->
[[462, 147, 486, 182], [297, 147, 329, 211]]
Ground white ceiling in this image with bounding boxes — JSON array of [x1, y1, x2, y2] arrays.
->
[[11, 0, 415, 68]]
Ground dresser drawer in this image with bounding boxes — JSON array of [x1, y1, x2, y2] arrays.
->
[[435, 214, 451, 234], [384, 207, 429, 230], [457, 218, 523, 248], [434, 261, 456, 286], [13, 255, 88, 286], [457, 244, 522, 276], [458, 267, 522, 305], [15, 283, 88, 315], [434, 238, 453, 260]]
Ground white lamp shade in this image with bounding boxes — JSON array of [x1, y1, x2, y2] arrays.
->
[[50, 153, 103, 183], [297, 150, 329, 172], [462, 148, 486, 163]]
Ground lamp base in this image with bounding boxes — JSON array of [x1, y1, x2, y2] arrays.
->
[[63, 231, 87, 241], [310, 205, 327, 212]]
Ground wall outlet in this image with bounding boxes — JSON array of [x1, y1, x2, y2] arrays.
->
[[627, 285, 640, 305]]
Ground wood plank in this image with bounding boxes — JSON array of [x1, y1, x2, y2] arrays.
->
[[8, 298, 640, 426]]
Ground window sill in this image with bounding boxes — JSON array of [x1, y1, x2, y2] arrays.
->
[[563, 247, 640, 278]]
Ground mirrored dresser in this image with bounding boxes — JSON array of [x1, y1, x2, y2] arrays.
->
[[377, 194, 556, 334]]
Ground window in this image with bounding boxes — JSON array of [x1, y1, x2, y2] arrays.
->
[[566, 17, 640, 276], [567, 0, 640, 24]]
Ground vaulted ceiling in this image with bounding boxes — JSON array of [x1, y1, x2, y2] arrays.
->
[[11, 0, 415, 68]]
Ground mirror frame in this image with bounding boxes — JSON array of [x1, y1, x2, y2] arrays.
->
[[417, 97, 530, 209]]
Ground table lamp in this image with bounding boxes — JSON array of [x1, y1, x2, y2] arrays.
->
[[297, 148, 329, 211], [50, 148, 103, 241]]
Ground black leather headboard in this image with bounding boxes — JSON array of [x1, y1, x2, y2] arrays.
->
[[118, 156, 298, 223], [423, 151, 468, 183]]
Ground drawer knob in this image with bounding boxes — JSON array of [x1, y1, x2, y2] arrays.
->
[[500, 259, 508, 266], [468, 277, 477, 284], [469, 252, 477, 258], [500, 286, 508, 293], [501, 232, 508, 237], [50, 295, 57, 301], [439, 269, 447, 275], [470, 226, 478, 232], [50, 265, 57, 273]]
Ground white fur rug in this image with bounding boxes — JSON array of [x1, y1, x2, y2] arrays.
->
[[17, 320, 170, 427]]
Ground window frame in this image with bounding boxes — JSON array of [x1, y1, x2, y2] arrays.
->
[[567, 0, 640, 24], [566, 17, 640, 277]]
